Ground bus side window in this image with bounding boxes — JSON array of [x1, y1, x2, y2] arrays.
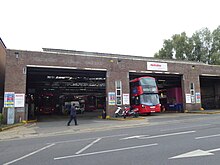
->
[[134, 81, 140, 87]]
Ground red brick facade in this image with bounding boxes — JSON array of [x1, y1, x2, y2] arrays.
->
[[1, 48, 220, 121]]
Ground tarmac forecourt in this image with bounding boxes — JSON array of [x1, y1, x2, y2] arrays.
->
[[1, 109, 220, 135]]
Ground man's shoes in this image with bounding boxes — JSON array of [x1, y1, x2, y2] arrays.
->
[[75, 124, 78, 126], [67, 124, 70, 126]]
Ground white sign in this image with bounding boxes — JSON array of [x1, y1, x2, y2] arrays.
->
[[147, 62, 168, 71], [185, 94, 191, 103], [123, 93, 130, 105], [15, 94, 25, 107], [7, 107, 15, 125]]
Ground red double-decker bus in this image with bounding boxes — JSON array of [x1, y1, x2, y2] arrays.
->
[[130, 76, 161, 115]]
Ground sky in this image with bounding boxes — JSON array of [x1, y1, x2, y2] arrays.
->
[[1, 0, 220, 57]]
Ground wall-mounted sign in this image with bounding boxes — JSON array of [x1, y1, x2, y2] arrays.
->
[[4, 92, 15, 107], [7, 107, 15, 124], [123, 93, 130, 105], [191, 95, 195, 104], [185, 94, 191, 103], [108, 92, 116, 105], [147, 62, 168, 71], [15, 94, 25, 107], [195, 92, 201, 103]]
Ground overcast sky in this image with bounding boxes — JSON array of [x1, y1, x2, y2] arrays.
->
[[1, 0, 220, 57]]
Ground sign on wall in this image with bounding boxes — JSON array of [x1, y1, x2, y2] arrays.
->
[[4, 92, 15, 107], [147, 62, 168, 71], [123, 93, 130, 105], [195, 92, 201, 103], [15, 94, 25, 107], [185, 94, 191, 103], [108, 92, 116, 105], [7, 107, 15, 124]]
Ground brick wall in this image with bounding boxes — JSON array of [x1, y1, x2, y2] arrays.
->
[[4, 49, 220, 119]]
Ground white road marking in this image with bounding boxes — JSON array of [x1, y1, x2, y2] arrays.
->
[[48, 134, 128, 144], [169, 149, 214, 159], [76, 138, 102, 154], [208, 148, 220, 152], [120, 135, 148, 140], [195, 134, 220, 140], [169, 147, 220, 159], [161, 124, 212, 132], [139, 131, 196, 139], [3, 143, 55, 165], [54, 143, 158, 160]]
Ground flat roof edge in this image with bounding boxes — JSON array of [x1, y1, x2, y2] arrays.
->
[[0, 37, 6, 48], [8, 48, 207, 66]]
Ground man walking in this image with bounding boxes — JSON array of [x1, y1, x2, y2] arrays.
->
[[67, 103, 78, 126]]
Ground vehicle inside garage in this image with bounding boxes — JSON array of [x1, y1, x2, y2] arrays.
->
[[26, 67, 106, 121], [129, 73, 183, 113], [200, 76, 220, 110]]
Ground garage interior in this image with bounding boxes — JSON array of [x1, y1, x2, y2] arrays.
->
[[26, 67, 106, 121], [200, 76, 220, 110], [129, 73, 183, 112]]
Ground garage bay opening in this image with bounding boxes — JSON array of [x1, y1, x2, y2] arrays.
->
[[130, 73, 184, 114], [200, 76, 220, 110], [26, 67, 106, 121]]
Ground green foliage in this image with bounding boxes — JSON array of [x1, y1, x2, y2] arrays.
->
[[154, 26, 220, 65], [211, 52, 220, 65], [154, 39, 173, 59]]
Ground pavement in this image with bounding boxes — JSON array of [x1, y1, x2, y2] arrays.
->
[[1, 110, 220, 141], [185, 109, 220, 114]]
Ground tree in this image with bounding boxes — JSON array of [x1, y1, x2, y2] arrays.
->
[[154, 26, 220, 65], [185, 37, 194, 61], [211, 52, 220, 65], [154, 39, 173, 59], [172, 32, 189, 60], [210, 26, 220, 64], [191, 28, 212, 63]]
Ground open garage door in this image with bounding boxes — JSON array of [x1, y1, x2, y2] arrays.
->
[[200, 76, 220, 110], [26, 67, 106, 121], [129, 73, 184, 113]]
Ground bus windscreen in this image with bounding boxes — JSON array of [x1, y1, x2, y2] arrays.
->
[[140, 94, 160, 106]]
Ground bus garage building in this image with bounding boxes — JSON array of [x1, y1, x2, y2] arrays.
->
[[0, 38, 220, 123]]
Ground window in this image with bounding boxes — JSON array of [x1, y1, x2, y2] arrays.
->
[[140, 77, 158, 93], [140, 94, 160, 106], [115, 81, 122, 105]]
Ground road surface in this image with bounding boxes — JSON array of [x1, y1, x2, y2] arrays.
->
[[1, 113, 220, 165]]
